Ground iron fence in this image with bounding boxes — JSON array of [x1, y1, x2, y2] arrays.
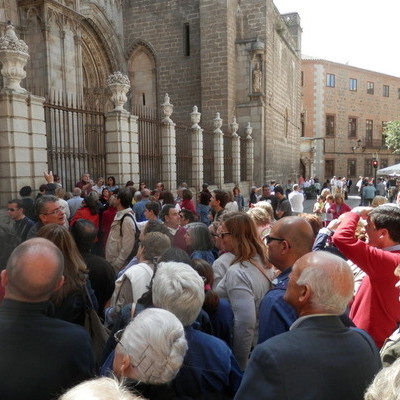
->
[[175, 123, 192, 186], [203, 129, 214, 185], [240, 136, 247, 182], [223, 135, 233, 183], [133, 105, 162, 189], [43, 91, 106, 191]]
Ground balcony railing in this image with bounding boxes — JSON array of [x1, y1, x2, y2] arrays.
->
[[364, 139, 387, 149]]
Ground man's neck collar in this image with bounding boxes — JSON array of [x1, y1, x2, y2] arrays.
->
[[290, 313, 337, 330]]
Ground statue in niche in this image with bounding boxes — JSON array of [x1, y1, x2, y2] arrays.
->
[[252, 62, 262, 93]]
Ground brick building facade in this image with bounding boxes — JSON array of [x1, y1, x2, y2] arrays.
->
[[301, 57, 400, 183]]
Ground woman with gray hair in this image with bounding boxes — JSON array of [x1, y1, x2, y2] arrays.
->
[[185, 222, 216, 264], [151, 261, 243, 398], [111, 308, 187, 399], [105, 232, 171, 328]]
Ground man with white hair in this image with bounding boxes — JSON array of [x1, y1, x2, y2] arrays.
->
[[0, 238, 94, 400], [235, 251, 381, 400], [152, 261, 242, 398]]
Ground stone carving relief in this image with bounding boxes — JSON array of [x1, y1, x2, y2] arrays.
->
[[252, 62, 262, 93]]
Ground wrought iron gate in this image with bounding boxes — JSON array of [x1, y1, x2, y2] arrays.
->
[[43, 90, 106, 191]]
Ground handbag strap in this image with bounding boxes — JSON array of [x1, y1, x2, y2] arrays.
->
[[82, 277, 95, 310], [249, 259, 273, 284]]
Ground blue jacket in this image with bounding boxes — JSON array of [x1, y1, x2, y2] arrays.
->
[[235, 316, 381, 400], [258, 268, 297, 344], [172, 325, 243, 398]]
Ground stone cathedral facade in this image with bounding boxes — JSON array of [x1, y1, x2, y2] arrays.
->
[[0, 0, 302, 202]]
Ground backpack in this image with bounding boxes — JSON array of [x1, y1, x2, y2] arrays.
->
[[119, 213, 141, 263]]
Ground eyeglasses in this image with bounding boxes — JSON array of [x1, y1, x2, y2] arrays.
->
[[41, 206, 65, 216], [218, 231, 231, 239], [265, 235, 285, 244], [114, 329, 149, 371], [7, 208, 18, 212]]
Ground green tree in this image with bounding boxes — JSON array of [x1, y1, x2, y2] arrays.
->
[[383, 121, 400, 153]]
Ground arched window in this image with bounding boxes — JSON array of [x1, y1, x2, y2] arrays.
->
[[128, 46, 156, 109]]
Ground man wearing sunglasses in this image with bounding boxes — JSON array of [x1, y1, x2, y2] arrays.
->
[[26, 195, 66, 239], [7, 199, 34, 242], [258, 216, 315, 343]]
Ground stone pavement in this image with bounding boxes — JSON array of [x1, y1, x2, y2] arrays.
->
[[303, 195, 361, 214]]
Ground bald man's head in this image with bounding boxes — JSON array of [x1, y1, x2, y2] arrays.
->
[[267, 216, 315, 270], [2, 238, 64, 302], [284, 251, 354, 316]]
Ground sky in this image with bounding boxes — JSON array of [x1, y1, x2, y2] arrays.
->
[[273, 0, 400, 77]]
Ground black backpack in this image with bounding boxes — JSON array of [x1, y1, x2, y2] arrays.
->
[[119, 213, 141, 263]]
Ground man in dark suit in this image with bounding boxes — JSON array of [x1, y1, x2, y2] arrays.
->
[[235, 251, 381, 400], [0, 238, 95, 400]]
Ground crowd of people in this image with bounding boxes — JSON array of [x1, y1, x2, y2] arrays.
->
[[2, 171, 400, 400]]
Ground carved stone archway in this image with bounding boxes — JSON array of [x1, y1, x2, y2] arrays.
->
[[80, 21, 115, 111]]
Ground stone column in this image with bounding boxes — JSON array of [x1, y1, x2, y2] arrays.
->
[[213, 112, 224, 188], [245, 122, 254, 184], [105, 71, 139, 185], [160, 93, 177, 191], [191, 105, 203, 190], [231, 116, 241, 185], [0, 24, 47, 203]]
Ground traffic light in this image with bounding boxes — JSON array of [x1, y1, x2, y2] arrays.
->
[[372, 160, 378, 169]]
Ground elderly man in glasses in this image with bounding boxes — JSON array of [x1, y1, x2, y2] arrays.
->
[[258, 216, 315, 343], [26, 195, 66, 239]]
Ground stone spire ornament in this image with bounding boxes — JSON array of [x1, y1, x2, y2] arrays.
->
[[107, 71, 130, 111], [190, 105, 201, 129], [231, 116, 239, 136], [213, 112, 223, 134], [0, 22, 30, 93], [161, 93, 174, 123], [245, 122, 253, 139]]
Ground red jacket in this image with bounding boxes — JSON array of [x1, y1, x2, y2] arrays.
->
[[70, 207, 99, 228], [332, 212, 400, 348], [327, 202, 351, 219], [180, 199, 197, 215]]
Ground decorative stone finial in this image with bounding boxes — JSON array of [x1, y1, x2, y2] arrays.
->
[[0, 23, 30, 93], [231, 116, 239, 136], [106, 71, 130, 86], [0, 23, 29, 53], [214, 112, 223, 132], [245, 122, 253, 139], [190, 105, 201, 129], [107, 71, 130, 111], [161, 93, 174, 123]]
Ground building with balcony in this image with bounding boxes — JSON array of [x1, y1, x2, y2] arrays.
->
[[300, 57, 400, 183]]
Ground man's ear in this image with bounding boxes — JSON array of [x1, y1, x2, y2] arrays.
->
[[1, 270, 8, 288], [281, 240, 291, 254], [379, 228, 390, 239], [53, 276, 65, 292], [299, 284, 311, 304]]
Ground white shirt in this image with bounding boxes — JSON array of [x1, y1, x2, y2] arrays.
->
[[288, 190, 304, 213]]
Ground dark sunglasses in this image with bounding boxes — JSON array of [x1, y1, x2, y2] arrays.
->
[[265, 235, 285, 245]]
